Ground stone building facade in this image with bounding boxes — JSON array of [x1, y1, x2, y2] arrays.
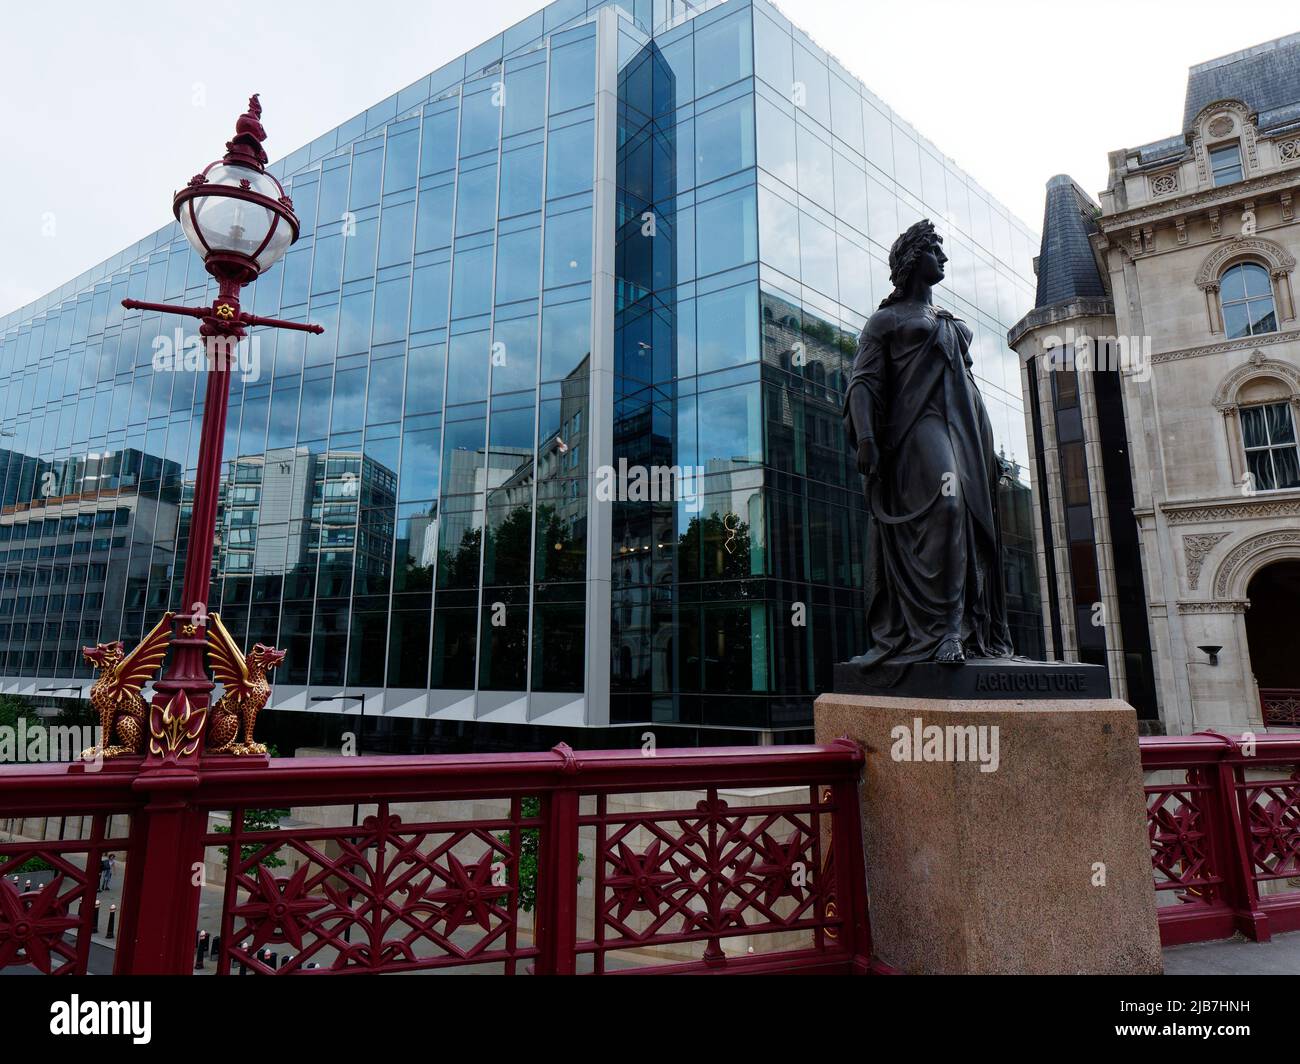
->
[[1011, 34, 1300, 734]]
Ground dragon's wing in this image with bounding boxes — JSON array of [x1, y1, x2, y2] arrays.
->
[[207, 612, 251, 699], [110, 611, 174, 701]]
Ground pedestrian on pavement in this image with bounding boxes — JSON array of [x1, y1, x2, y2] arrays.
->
[[106, 853, 116, 889], [99, 855, 110, 891]]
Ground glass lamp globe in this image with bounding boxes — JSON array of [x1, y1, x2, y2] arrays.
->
[[172, 95, 299, 284]]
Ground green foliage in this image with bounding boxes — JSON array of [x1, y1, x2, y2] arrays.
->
[[496, 796, 584, 914], [0, 693, 94, 730], [215, 746, 289, 869], [215, 806, 292, 870], [0, 694, 36, 729], [8, 856, 54, 875], [53, 699, 96, 727], [675, 511, 753, 583], [438, 526, 483, 588]]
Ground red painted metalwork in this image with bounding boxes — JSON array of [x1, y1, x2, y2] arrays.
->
[[0, 814, 123, 974], [1260, 688, 1300, 727], [114, 97, 319, 772], [94, 97, 323, 974], [1140, 731, 1300, 946], [14, 721, 1299, 968], [0, 743, 874, 975]]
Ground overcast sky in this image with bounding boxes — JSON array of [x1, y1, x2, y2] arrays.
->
[[0, 0, 1293, 318]]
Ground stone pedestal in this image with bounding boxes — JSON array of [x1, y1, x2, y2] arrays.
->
[[815, 693, 1162, 974]]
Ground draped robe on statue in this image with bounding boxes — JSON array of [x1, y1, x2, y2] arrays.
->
[[844, 304, 1013, 666]]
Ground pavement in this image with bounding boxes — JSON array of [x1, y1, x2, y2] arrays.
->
[[1162, 930, 1300, 975]]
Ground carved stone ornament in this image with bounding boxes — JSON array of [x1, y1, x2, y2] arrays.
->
[[1183, 532, 1230, 589], [1151, 172, 1179, 197], [1208, 115, 1235, 138]]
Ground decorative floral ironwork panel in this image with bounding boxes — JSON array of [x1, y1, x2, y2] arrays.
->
[[581, 786, 836, 970], [211, 800, 535, 974], [1145, 774, 1221, 905], [0, 814, 122, 975], [1261, 690, 1300, 727], [1242, 769, 1300, 884]]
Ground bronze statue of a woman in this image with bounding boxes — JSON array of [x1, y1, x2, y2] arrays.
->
[[844, 219, 1014, 670]]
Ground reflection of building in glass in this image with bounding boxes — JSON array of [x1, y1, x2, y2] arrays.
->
[[217, 447, 397, 602], [0, 0, 1039, 747], [0, 447, 181, 678]]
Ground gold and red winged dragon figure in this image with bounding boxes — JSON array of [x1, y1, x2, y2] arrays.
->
[[205, 612, 285, 755], [81, 612, 175, 759]]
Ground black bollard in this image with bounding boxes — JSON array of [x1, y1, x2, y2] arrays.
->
[[280, 954, 293, 969], [105, 903, 116, 940], [194, 931, 208, 971], [93, 899, 101, 935]]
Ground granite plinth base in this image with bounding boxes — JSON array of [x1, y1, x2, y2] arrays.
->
[[814, 691, 1162, 974]]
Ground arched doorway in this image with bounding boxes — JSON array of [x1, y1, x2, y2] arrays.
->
[[1245, 559, 1300, 725]]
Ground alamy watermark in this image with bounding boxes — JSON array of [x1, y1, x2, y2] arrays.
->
[[0, 720, 104, 772], [594, 460, 705, 512], [151, 329, 262, 383], [890, 716, 1000, 773], [50, 995, 151, 1044], [1042, 327, 1152, 383]]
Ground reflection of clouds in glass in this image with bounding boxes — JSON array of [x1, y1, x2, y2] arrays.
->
[[698, 285, 758, 374], [490, 409, 532, 452], [366, 358, 404, 424], [491, 316, 538, 395], [398, 428, 440, 504], [330, 367, 366, 434], [698, 384, 760, 469], [695, 186, 756, 278], [796, 126, 834, 208], [758, 187, 799, 278], [541, 299, 590, 382], [798, 212, 837, 301], [756, 96, 797, 188]]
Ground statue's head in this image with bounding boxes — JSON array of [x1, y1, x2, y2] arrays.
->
[[82, 641, 125, 670], [882, 219, 946, 306]]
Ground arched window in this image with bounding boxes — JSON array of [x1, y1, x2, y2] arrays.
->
[[1220, 262, 1277, 338]]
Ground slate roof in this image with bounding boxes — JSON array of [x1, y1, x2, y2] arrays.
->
[[1133, 135, 1188, 167], [1033, 175, 1107, 310], [1183, 32, 1300, 130]]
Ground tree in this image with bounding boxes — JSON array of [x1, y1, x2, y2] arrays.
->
[[495, 797, 584, 914], [675, 511, 753, 583], [0, 694, 37, 730]]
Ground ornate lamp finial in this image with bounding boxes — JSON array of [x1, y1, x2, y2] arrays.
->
[[223, 92, 269, 171]]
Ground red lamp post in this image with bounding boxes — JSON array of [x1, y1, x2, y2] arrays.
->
[[108, 95, 322, 974], [121, 95, 321, 765]]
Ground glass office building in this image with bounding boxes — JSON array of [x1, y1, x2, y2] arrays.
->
[[0, 0, 1042, 749]]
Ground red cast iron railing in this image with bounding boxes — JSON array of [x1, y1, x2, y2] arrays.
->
[[1260, 688, 1300, 727], [1140, 732, 1300, 946], [0, 741, 873, 975], [9, 727, 1294, 969]]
